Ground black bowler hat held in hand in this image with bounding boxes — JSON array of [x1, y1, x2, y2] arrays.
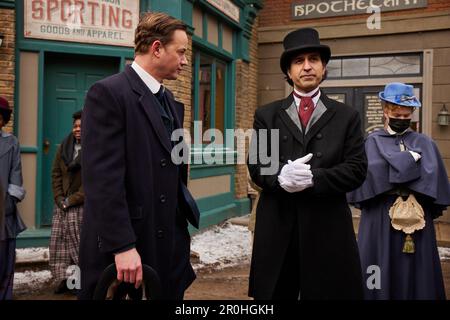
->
[[280, 27, 331, 75], [93, 263, 162, 300]]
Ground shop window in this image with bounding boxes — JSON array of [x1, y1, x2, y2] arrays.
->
[[370, 55, 421, 75], [328, 53, 422, 79], [327, 59, 342, 78], [222, 24, 233, 53], [191, 51, 229, 144], [343, 58, 369, 77], [190, 4, 236, 159], [207, 15, 219, 46], [193, 5, 203, 38]]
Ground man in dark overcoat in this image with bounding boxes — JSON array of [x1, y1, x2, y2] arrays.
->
[[79, 12, 199, 300], [248, 28, 367, 299]]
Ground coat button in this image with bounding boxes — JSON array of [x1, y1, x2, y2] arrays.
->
[[160, 195, 166, 203], [316, 133, 323, 139], [282, 135, 288, 142], [316, 152, 323, 158], [160, 159, 167, 167], [157, 230, 164, 239], [280, 155, 285, 161]]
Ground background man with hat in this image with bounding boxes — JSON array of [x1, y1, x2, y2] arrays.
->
[[248, 27, 367, 299], [348, 82, 450, 299], [0, 96, 26, 300]]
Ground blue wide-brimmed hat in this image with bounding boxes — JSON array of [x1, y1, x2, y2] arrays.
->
[[379, 82, 421, 108]]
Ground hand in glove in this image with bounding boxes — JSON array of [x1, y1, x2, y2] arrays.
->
[[278, 153, 314, 193], [409, 151, 421, 162]]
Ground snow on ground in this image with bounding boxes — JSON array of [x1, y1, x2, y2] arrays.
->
[[13, 270, 53, 294], [16, 247, 49, 263], [191, 221, 252, 271], [13, 223, 448, 293], [12, 221, 252, 293], [439, 247, 450, 261], [14, 247, 52, 293]]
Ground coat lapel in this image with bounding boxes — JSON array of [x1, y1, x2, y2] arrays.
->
[[305, 98, 327, 134], [278, 94, 304, 145], [285, 101, 303, 134], [166, 94, 184, 131], [304, 94, 336, 146], [0, 134, 13, 159], [125, 66, 172, 154]]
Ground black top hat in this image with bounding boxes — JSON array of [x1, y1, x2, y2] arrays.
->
[[280, 28, 331, 75], [93, 263, 162, 300]]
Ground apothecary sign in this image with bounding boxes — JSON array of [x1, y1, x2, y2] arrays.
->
[[292, 0, 428, 20]]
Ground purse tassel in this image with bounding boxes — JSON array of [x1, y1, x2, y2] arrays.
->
[[402, 234, 415, 254]]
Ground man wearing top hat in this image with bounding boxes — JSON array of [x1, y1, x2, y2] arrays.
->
[[248, 28, 367, 299]]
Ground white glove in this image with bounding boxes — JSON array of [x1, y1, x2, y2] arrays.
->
[[409, 151, 421, 162], [291, 153, 313, 167], [277, 174, 300, 193], [278, 153, 314, 193]]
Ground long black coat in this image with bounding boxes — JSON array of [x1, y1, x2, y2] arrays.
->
[[79, 65, 199, 299], [248, 92, 367, 299]]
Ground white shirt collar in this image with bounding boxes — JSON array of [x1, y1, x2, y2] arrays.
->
[[293, 87, 321, 110], [1, 130, 11, 138], [131, 61, 161, 94]]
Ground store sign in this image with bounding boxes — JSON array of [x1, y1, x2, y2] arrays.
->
[[292, 0, 428, 20], [24, 0, 139, 47], [364, 93, 385, 133], [207, 0, 240, 22]]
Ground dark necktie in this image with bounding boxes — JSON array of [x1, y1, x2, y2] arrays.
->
[[155, 86, 166, 107], [293, 89, 319, 128], [154, 86, 174, 138]]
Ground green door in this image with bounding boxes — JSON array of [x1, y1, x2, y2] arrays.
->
[[42, 53, 119, 226]]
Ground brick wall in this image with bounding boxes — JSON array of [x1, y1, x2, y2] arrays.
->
[[164, 36, 193, 131], [0, 7, 15, 134], [259, 0, 450, 28], [234, 18, 260, 199]]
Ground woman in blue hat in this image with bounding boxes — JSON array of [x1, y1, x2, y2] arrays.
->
[[348, 82, 450, 300]]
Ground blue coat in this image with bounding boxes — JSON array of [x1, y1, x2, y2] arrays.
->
[[347, 129, 450, 299], [79, 65, 199, 299]]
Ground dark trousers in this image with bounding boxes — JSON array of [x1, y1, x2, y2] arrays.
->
[[0, 239, 16, 300], [78, 210, 195, 300], [167, 209, 196, 300], [272, 226, 300, 300]]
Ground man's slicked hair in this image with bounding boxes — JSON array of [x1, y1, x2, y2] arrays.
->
[[134, 12, 187, 55]]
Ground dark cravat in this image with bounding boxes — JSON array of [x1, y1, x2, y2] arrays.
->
[[154, 86, 174, 138], [293, 89, 319, 128]]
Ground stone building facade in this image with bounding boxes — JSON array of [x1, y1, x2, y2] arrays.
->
[[257, 0, 450, 243]]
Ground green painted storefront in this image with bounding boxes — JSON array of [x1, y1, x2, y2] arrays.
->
[[5, 0, 262, 248]]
